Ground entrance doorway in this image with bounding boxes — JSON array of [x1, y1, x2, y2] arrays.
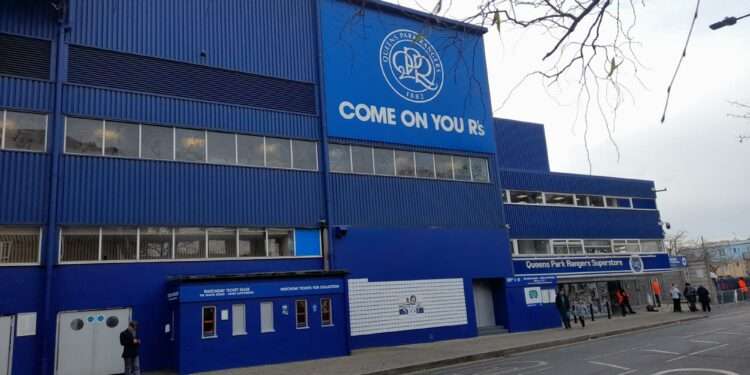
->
[[55, 308, 131, 375], [473, 281, 496, 328], [0, 316, 13, 375]]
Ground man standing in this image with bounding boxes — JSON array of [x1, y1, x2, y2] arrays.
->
[[684, 283, 698, 312], [671, 284, 682, 312], [697, 285, 711, 313], [651, 278, 662, 307], [120, 321, 141, 375], [555, 287, 571, 329], [621, 288, 636, 314]]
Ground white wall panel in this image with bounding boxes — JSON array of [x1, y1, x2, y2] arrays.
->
[[348, 278, 468, 336]]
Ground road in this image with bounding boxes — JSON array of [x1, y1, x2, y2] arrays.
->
[[411, 306, 750, 375]]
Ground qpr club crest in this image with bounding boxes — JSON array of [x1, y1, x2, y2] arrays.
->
[[379, 29, 444, 103], [629, 255, 644, 273]]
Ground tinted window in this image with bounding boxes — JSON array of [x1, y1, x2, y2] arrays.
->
[[415, 152, 435, 178], [141, 125, 173, 160], [60, 227, 100, 262], [206, 131, 236, 164], [239, 229, 266, 257], [103, 121, 139, 158], [101, 227, 137, 261], [470, 158, 489, 182], [139, 227, 172, 260], [267, 229, 294, 257], [175, 128, 205, 162], [546, 193, 575, 205], [265, 137, 291, 168], [435, 154, 453, 179], [452, 156, 471, 181], [292, 140, 317, 170], [65, 118, 102, 155], [207, 228, 236, 258], [351, 146, 373, 174], [4, 111, 46, 152], [237, 134, 264, 167], [395, 150, 415, 177], [175, 228, 205, 259], [329, 144, 351, 173], [373, 148, 395, 176]]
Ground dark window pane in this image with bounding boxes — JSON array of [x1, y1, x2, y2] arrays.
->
[[266, 137, 291, 168], [238, 229, 266, 257], [101, 227, 137, 261], [395, 151, 415, 177], [61, 228, 99, 262], [295, 300, 308, 328], [207, 228, 236, 258], [4, 111, 46, 152], [202, 307, 216, 337], [175, 228, 205, 259], [175, 128, 205, 162], [517, 240, 550, 255], [237, 134, 264, 167], [373, 148, 395, 176], [292, 140, 317, 170], [415, 152, 435, 178], [321, 298, 332, 326], [141, 125, 173, 160], [435, 154, 453, 179], [103, 121, 139, 158], [65, 118, 102, 155], [453, 156, 471, 181], [470, 158, 489, 182], [588, 195, 605, 207], [351, 146, 373, 174], [206, 132, 236, 164], [329, 144, 351, 173], [546, 193, 575, 205], [509, 190, 543, 204], [139, 227, 172, 260]]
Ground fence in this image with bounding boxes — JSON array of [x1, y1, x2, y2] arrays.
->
[[716, 288, 749, 304]]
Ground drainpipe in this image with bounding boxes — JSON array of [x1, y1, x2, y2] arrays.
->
[[40, 2, 68, 374]]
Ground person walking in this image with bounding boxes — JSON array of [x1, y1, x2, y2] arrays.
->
[[739, 278, 748, 299], [684, 283, 698, 312], [651, 278, 662, 307], [555, 287, 572, 329], [621, 288, 636, 314], [573, 299, 588, 328], [120, 321, 141, 375], [615, 288, 627, 316], [697, 285, 711, 312], [671, 284, 682, 312]]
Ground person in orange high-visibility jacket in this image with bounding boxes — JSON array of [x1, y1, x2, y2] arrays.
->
[[651, 278, 662, 307], [739, 278, 748, 296]]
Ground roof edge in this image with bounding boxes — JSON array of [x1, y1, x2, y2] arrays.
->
[[347, 0, 488, 35]]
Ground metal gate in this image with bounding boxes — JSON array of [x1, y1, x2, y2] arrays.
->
[[0, 316, 13, 375], [55, 308, 131, 375]]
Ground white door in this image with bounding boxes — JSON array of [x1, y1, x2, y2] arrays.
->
[[473, 281, 496, 328], [56, 309, 131, 375], [0, 316, 14, 375]]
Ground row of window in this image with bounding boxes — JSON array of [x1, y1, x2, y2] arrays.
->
[[0, 227, 41, 265], [512, 239, 665, 256], [64, 117, 319, 171], [59, 227, 316, 263], [504, 190, 645, 209], [0, 110, 47, 152], [202, 298, 333, 339], [329, 143, 490, 183]]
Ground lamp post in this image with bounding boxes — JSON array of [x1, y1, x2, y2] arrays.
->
[[709, 12, 750, 30]]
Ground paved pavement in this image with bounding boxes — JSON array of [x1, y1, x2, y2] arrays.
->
[[411, 305, 750, 375], [181, 303, 750, 375]]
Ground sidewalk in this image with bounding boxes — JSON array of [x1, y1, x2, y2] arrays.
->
[[193, 307, 716, 375]]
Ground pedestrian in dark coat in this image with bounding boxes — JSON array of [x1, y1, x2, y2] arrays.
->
[[555, 287, 572, 329], [697, 285, 711, 312], [120, 321, 141, 375], [684, 283, 698, 312], [621, 288, 636, 314]]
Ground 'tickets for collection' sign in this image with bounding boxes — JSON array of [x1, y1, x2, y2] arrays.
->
[[319, 0, 496, 153]]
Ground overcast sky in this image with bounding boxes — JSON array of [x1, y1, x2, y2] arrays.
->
[[387, 1, 750, 241]]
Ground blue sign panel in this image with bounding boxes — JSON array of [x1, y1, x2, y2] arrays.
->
[[175, 278, 344, 303], [669, 255, 688, 268], [319, 0, 496, 153], [505, 275, 557, 287], [513, 254, 672, 278]]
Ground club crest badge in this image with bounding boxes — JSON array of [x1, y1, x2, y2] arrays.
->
[[630, 255, 644, 273], [379, 29, 444, 103]]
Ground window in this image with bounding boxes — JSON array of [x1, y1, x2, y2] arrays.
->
[[3, 111, 46, 152], [175, 128, 205, 162], [174, 228, 205, 259], [267, 229, 294, 257], [320, 298, 333, 326], [553, 239, 584, 255], [434, 154, 453, 179], [470, 158, 490, 183], [60, 227, 100, 262], [575, 195, 589, 206], [292, 139, 317, 170], [140, 125, 173, 160], [509, 190, 543, 204], [295, 299, 308, 329], [545, 193, 575, 205], [516, 240, 551, 255], [414, 152, 435, 178], [617, 198, 632, 208], [452, 156, 471, 181], [238, 229, 266, 257], [65, 118, 103, 155], [588, 195, 605, 207], [206, 131, 236, 164], [329, 144, 351, 173], [260, 302, 274, 333], [202, 306, 217, 338], [351, 145, 374, 174], [207, 228, 236, 258], [265, 137, 291, 168], [613, 240, 641, 253], [101, 227, 137, 261], [232, 304, 246, 336], [103, 121, 139, 158], [139, 227, 172, 260], [395, 150, 415, 177], [0, 227, 40, 264], [641, 240, 663, 253], [584, 240, 612, 254], [605, 197, 619, 208], [373, 148, 395, 176], [237, 134, 265, 167]]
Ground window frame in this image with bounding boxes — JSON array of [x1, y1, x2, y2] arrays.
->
[[0, 226, 42, 266], [320, 297, 333, 327], [1, 110, 48, 153], [201, 305, 218, 339], [514, 239, 552, 256], [295, 299, 309, 329]]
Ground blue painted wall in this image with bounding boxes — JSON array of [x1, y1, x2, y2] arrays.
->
[[494, 118, 550, 172], [0, 267, 45, 375]]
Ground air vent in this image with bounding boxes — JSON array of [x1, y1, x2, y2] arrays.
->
[[0, 33, 51, 80]]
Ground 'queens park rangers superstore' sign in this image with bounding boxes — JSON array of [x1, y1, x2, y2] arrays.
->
[[319, 0, 496, 153], [513, 254, 672, 278]]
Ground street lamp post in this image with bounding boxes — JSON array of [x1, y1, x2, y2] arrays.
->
[[709, 12, 750, 30]]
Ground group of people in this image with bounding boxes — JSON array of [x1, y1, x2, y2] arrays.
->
[[554, 287, 590, 329], [670, 283, 711, 313]]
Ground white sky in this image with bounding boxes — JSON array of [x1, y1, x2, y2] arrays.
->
[[387, 1, 750, 241]]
